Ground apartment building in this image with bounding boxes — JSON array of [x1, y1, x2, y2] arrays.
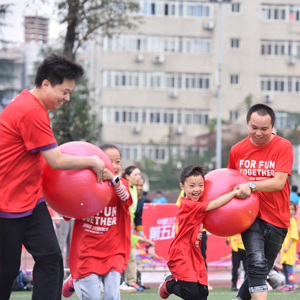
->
[[88, 0, 300, 165]]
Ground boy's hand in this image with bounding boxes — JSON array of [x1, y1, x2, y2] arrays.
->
[[233, 183, 251, 199], [102, 168, 114, 182]]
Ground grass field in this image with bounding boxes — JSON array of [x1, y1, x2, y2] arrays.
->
[[10, 287, 300, 300]]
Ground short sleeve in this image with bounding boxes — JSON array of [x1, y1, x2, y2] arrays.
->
[[18, 108, 57, 151]]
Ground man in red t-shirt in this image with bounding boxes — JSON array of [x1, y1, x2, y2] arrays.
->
[[228, 104, 293, 300], [0, 53, 105, 300]]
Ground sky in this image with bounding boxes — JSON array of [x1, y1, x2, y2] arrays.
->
[[0, 0, 65, 45]]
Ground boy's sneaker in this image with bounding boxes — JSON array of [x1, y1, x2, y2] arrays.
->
[[62, 274, 75, 297], [158, 272, 175, 299], [130, 282, 143, 292], [119, 281, 137, 293], [279, 285, 296, 292]]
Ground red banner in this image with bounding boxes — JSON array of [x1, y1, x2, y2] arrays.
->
[[140, 203, 300, 271]]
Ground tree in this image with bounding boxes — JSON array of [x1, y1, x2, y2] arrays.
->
[[27, 0, 141, 144], [29, 0, 141, 61], [0, 4, 13, 48]]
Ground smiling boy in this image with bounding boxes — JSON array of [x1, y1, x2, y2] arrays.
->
[[158, 165, 241, 300]]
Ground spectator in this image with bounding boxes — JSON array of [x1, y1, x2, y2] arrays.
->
[[143, 191, 152, 203], [290, 185, 299, 206], [226, 234, 248, 291], [276, 202, 299, 292], [153, 190, 167, 204]]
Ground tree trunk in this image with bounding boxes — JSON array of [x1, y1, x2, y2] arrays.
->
[[63, 0, 79, 62]]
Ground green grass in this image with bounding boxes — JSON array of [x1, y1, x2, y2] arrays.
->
[[10, 287, 300, 300]]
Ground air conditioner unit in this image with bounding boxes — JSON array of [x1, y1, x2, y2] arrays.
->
[[203, 21, 214, 30], [173, 126, 183, 135], [286, 56, 296, 65], [262, 93, 274, 103], [168, 90, 178, 99], [152, 54, 165, 64], [132, 125, 141, 134], [134, 53, 144, 63]]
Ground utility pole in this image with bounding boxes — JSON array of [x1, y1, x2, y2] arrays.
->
[[210, 0, 232, 169]]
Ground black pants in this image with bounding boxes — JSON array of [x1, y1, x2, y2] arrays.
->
[[231, 248, 248, 286], [168, 279, 209, 300], [0, 202, 63, 300]]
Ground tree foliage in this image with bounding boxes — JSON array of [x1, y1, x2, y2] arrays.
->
[[0, 3, 14, 48]]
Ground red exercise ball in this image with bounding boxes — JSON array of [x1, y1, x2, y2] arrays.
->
[[201, 168, 259, 237], [42, 141, 114, 219]]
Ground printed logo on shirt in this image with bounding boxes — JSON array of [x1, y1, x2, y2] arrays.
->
[[195, 223, 203, 250], [81, 206, 117, 234], [238, 160, 275, 180]]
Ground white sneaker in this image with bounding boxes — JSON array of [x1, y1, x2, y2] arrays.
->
[[120, 281, 137, 293]]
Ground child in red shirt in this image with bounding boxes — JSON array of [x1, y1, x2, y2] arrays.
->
[[159, 165, 241, 300], [62, 144, 132, 300]]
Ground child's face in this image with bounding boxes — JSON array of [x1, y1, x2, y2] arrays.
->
[[103, 148, 121, 175], [290, 203, 296, 217], [180, 175, 204, 202]]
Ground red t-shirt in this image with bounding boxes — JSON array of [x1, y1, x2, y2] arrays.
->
[[0, 89, 57, 213], [68, 178, 133, 279], [228, 134, 293, 228], [168, 197, 208, 285]]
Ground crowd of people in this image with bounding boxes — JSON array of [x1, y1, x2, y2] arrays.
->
[[1, 53, 299, 300]]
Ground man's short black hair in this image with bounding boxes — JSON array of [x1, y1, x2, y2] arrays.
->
[[246, 103, 276, 127], [180, 165, 205, 184], [35, 53, 84, 88]]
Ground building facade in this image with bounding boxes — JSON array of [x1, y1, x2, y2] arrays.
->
[[88, 0, 300, 166]]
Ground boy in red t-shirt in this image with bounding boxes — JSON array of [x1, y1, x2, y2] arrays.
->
[[158, 165, 242, 300]]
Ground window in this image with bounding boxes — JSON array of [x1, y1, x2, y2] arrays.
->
[[230, 75, 239, 85], [230, 110, 239, 121], [231, 38, 240, 48], [231, 3, 240, 13]]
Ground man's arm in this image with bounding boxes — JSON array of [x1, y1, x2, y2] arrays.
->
[[41, 147, 105, 183], [234, 172, 288, 199]]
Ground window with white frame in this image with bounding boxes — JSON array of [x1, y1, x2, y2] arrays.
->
[[260, 40, 300, 56], [230, 110, 239, 121], [103, 70, 211, 90], [230, 75, 240, 85], [103, 34, 212, 54], [138, 1, 213, 18], [261, 4, 300, 21], [102, 107, 210, 126], [260, 76, 300, 93], [231, 38, 240, 48], [231, 3, 240, 13]]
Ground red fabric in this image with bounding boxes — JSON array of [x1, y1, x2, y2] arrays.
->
[[68, 178, 133, 279], [228, 134, 293, 228], [0, 90, 57, 213], [167, 197, 208, 285]]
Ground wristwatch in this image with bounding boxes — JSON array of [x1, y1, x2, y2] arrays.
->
[[249, 182, 256, 192], [110, 176, 120, 186]]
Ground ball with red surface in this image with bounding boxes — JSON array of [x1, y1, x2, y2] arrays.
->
[[42, 141, 114, 219], [202, 168, 259, 237]]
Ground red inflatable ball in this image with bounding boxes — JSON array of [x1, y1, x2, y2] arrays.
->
[[201, 168, 259, 237], [42, 141, 115, 219]]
